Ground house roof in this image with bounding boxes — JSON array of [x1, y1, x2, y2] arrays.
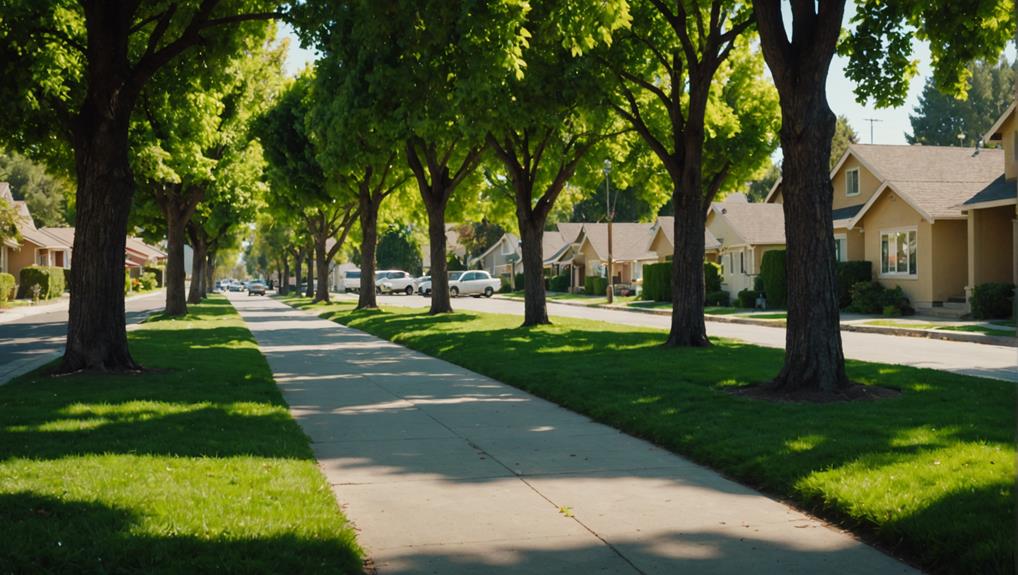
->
[[125, 237, 166, 260], [983, 100, 1016, 143], [39, 227, 74, 248], [650, 216, 722, 252], [576, 222, 655, 262], [472, 232, 520, 263], [18, 226, 66, 249], [710, 201, 785, 246], [831, 204, 865, 227], [843, 144, 1005, 226], [956, 174, 1017, 210]]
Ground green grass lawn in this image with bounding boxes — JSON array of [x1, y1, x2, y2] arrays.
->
[[503, 292, 637, 306], [282, 295, 1014, 575], [736, 311, 787, 320], [0, 296, 362, 574], [938, 324, 1017, 337]]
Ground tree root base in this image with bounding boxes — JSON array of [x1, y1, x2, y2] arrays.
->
[[731, 381, 900, 403]]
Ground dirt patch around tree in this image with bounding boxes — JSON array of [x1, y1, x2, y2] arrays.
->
[[730, 382, 901, 403]]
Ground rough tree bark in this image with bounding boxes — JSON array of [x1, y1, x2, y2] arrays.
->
[[405, 138, 483, 315], [356, 163, 403, 310], [186, 221, 207, 305], [609, 2, 753, 349], [754, 0, 849, 392]]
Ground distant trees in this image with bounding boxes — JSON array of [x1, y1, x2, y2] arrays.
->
[[0, 152, 74, 227], [908, 58, 1015, 147], [376, 226, 423, 276]]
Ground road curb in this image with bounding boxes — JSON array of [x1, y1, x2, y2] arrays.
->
[[494, 295, 1017, 348]]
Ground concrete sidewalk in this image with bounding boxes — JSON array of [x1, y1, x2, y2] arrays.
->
[[230, 294, 916, 575]]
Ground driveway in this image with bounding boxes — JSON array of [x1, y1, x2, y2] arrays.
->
[[352, 293, 1018, 382], [231, 293, 916, 575], [0, 291, 165, 383]]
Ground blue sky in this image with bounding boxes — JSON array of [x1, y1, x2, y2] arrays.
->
[[279, 7, 1015, 147]]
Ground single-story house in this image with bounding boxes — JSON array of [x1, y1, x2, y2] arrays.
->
[[544, 222, 655, 291], [471, 232, 521, 278], [768, 138, 1011, 312], [705, 195, 786, 297], [645, 215, 722, 263], [0, 183, 72, 277]]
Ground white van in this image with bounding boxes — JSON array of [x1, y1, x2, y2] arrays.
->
[[337, 269, 362, 293]]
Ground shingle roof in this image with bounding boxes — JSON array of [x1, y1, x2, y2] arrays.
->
[[125, 237, 166, 259], [711, 202, 785, 245], [19, 226, 65, 249], [40, 227, 74, 248], [578, 222, 655, 261], [652, 216, 722, 251], [960, 174, 1016, 207]]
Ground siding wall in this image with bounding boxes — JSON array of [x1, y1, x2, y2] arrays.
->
[[860, 191, 934, 305]]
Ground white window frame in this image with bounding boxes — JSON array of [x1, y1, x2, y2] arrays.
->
[[833, 233, 847, 263], [879, 227, 918, 279], [845, 168, 860, 197]]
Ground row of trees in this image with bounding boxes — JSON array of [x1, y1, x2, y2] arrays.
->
[[0, 1, 1012, 396]]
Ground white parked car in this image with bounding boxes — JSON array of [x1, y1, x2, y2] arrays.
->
[[375, 270, 416, 295], [417, 271, 463, 296], [450, 270, 501, 298], [337, 269, 362, 293]]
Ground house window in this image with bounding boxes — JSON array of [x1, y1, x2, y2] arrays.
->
[[846, 169, 860, 197], [36, 250, 47, 266], [739, 251, 745, 274], [833, 234, 847, 262], [880, 228, 917, 277]]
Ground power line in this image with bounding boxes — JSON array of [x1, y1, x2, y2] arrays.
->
[[863, 118, 882, 144]]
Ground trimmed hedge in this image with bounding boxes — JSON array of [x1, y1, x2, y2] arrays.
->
[[584, 275, 608, 296], [705, 290, 729, 306], [17, 266, 65, 300], [0, 272, 14, 306], [759, 250, 787, 308], [62, 268, 72, 292], [837, 261, 871, 308], [970, 282, 1015, 319], [704, 261, 721, 293], [737, 288, 757, 308], [144, 265, 165, 288], [643, 262, 671, 302], [548, 273, 570, 292], [848, 281, 914, 316], [514, 273, 525, 292]]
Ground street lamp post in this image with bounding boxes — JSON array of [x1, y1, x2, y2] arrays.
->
[[604, 159, 613, 304]]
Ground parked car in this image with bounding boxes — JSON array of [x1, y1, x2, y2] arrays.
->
[[449, 270, 500, 298], [214, 280, 223, 292], [416, 271, 464, 297], [228, 282, 245, 292], [247, 281, 267, 296], [375, 270, 416, 295], [338, 269, 362, 293]]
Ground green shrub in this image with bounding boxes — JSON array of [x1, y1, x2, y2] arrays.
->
[[548, 273, 570, 292], [643, 262, 671, 302], [737, 288, 757, 308], [705, 290, 729, 306], [759, 250, 787, 308], [514, 273, 525, 292], [139, 272, 158, 291], [584, 275, 608, 296], [837, 261, 872, 308], [62, 268, 72, 292], [498, 274, 512, 293], [143, 265, 165, 287], [848, 281, 914, 316], [125, 269, 132, 295], [753, 275, 764, 293], [704, 261, 721, 293], [0, 272, 14, 306], [17, 266, 65, 300], [969, 282, 1015, 319]]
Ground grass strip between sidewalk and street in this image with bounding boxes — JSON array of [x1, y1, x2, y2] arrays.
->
[[282, 295, 1015, 575], [0, 296, 362, 574]]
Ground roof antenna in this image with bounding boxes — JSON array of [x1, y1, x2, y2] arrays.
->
[[863, 118, 882, 144]]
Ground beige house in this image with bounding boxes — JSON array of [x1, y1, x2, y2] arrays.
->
[[544, 222, 655, 290], [0, 183, 72, 278], [768, 141, 1010, 311], [471, 232, 521, 278], [645, 215, 722, 263], [705, 195, 786, 297]]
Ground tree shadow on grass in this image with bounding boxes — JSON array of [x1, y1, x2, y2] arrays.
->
[[0, 492, 362, 574]]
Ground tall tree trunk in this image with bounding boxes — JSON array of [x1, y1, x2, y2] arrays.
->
[[754, 0, 849, 393], [357, 191, 381, 309], [187, 228, 206, 305], [424, 201, 451, 314], [280, 255, 290, 295], [304, 251, 314, 298], [313, 233, 330, 303], [163, 207, 188, 316], [61, 112, 139, 372], [205, 253, 214, 295], [293, 251, 302, 296], [518, 219, 549, 325]]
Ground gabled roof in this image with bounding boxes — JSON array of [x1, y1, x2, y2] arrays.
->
[[844, 145, 1005, 226], [831, 204, 865, 228], [709, 201, 785, 246], [541, 223, 585, 264], [575, 222, 655, 262], [983, 100, 1016, 143], [18, 226, 66, 249], [125, 237, 166, 260], [648, 216, 722, 252], [472, 232, 520, 263], [954, 174, 1016, 210], [39, 227, 74, 248]]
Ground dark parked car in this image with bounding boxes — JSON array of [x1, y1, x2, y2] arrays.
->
[[247, 281, 267, 296]]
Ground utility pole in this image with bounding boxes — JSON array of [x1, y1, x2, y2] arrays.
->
[[863, 118, 882, 144], [604, 159, 614, 304]]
